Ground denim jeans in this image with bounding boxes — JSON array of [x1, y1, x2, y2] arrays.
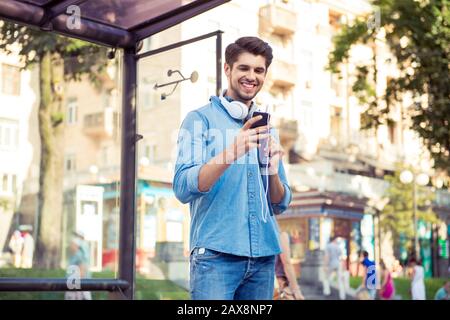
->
[[190, 248, 276, 300]]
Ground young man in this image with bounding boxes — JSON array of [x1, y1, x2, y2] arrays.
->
[[173, 36, 292, 300]]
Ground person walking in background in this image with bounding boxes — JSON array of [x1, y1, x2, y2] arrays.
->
[[322, 236, 346, 300], [20, 225, 34, 268], [379, 260, 395, 300], [274, 231, 304, 300], [434, 280, 449, 300], [65, 235, 91, 300], [409, 257, 426, 300], [360, 250, 377, 299], [8, 230, 23, 268]]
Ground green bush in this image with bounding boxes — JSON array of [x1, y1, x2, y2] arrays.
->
[[0, 268, 189, 300]]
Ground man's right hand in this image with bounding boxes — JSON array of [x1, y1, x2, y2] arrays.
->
[[225, 115, 270, 163]]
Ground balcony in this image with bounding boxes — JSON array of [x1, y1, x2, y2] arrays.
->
[[83, 108, 119, 139], [268, 59, 297, 89], [259, 4, 297, 36], [287, 164, 389, 200]]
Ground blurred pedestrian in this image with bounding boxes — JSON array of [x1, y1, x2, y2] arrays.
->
[[359, 250, 377, 299], [274, 231, 304, 300], [322, 236, 346, 299], [409, 257, 425, 300], [65, 234, 91, 300], [379, 260, 395, 300], [20, 225, 34, 268], [434, 281, 449, 300], [8, 230, 23, 268]]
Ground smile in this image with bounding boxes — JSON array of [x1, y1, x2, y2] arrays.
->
[[239, 80, 257, 89]]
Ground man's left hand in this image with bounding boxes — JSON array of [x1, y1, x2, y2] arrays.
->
[[264, 136, 284, 175]]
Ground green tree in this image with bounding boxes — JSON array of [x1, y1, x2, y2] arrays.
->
[[380, 167, 439, 256], [0, 20, 111, 268], [328, 0, 450, 173]]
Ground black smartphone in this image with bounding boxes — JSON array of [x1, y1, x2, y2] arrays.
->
[[250, 111, 271, 168], [250, 111, 269, 128]]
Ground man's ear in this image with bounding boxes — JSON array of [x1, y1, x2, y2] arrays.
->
[[224, 62, 231, 77]]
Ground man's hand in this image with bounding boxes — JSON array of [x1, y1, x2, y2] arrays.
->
[[226, 115, 270, 163], [265, 136, 285, 175], [293, 288, 305, 300]]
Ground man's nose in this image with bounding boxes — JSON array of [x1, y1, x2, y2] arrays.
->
[[245, 70, 257, 81]]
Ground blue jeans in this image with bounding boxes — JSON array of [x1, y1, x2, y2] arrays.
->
[[190, 248, 276, 300]]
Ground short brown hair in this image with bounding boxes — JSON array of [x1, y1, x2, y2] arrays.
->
[[225, 36, 273, 70]]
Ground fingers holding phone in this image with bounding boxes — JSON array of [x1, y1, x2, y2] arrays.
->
[[227, 115, 270, 161]]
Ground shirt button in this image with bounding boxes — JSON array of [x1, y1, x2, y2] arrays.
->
[[249, 192, 255, 199], [248, 172, 253, 178]]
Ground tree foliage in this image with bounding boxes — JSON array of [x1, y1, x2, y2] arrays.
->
[[328, 0, 450, 173], [380, 167, 439, 254], [0, 20, 110, 268]]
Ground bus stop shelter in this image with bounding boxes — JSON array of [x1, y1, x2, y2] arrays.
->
[[0, 0, 230, 299]]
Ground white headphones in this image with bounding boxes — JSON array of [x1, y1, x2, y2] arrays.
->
[[219, 91, 257, 120]]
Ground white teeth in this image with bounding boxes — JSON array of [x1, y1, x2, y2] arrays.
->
[[241, 82, 255, 88]]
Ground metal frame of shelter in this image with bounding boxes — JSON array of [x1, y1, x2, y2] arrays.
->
[[0, 0, 230, 299]]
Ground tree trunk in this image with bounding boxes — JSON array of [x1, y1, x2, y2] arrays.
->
[[34, 52, 65, 269]]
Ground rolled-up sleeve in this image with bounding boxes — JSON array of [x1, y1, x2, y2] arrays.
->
[[271, 160, 292, 214], [173, 111, 210, 204], [269, 128, 292, 215]]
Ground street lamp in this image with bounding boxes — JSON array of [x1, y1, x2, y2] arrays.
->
[[399, 169, 429, 258]]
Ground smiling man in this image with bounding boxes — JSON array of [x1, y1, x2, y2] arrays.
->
[[173, 37, 292, 300]]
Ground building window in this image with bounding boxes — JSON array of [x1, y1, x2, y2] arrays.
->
[[0, 118, 19, 149], [145, 144, 157, 164], [388, 121, 397, 144], [330, 73, 343, 97], [300, 100, 313, 129], [300, 50, 313, 89], [11, 174, 17, 192], [2, 174, 8, 192], [101, 146, 109, 166], [65, 154, 76, 172], [141, 88, 155, 110], [330, 106, 343, 144], [1, 64, 21, 96], [140, 83, 159, 110], [66, 98, 77, 124]]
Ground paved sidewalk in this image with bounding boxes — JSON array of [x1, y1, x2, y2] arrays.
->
[[298, 280, 356, 300]]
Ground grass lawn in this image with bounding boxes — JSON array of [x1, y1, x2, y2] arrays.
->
[[0, 268, 189, 300], [350, 276, 448, 300]]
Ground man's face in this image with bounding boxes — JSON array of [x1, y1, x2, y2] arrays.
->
[[224, 52, 267, 105]]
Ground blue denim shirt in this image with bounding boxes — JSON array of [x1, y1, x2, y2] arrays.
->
[[173, 96, 292, 257]]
